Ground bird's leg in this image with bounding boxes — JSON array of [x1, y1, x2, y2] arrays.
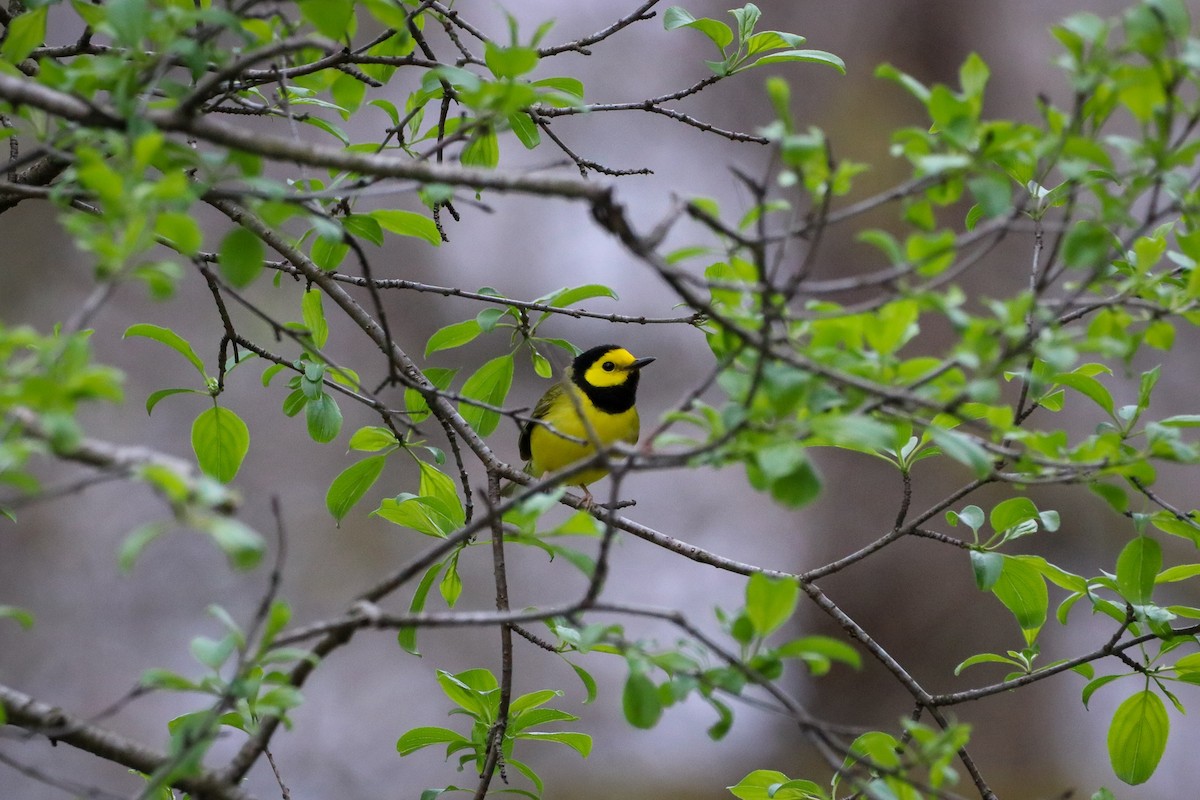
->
[[578, 484, 595, 510]]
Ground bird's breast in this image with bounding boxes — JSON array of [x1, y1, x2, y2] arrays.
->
[[528, 387, 640, 476]]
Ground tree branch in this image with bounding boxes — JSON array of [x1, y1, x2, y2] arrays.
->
[[0, 683, 256, 800]]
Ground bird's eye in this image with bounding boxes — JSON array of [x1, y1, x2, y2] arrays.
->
[[602, 361, 615, 372]]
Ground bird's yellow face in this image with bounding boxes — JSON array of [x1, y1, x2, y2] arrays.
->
[[578, 347, 649, 389]]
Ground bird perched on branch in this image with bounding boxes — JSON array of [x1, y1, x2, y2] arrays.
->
[[512, 344, 654, 506]]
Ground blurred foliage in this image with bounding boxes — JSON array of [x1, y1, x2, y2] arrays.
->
[[3, 0, 1200, 798]]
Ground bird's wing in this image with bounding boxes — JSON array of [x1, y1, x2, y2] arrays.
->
[[519, 381, 565, 461], [624, 407, 641, 445]]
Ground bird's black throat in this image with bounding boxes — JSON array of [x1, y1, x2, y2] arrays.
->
[[572, 369, 639, 414]]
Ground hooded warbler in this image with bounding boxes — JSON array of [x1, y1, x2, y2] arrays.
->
[[515, 344, 654, 504]]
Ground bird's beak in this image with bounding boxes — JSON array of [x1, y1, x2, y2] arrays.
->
[[629, 357, 656, 370]]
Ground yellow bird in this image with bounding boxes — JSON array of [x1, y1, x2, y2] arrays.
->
[[515, 344, 654, 505]]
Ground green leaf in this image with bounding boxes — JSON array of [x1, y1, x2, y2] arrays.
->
[[510, 689, 561, 716], [118, 521, 169, 571], [360, 0, 410, 28], [808, 414, 895, 453], [326, 455, 387, 524], [399, 562, 444, 655], [426, 319, 482, 357], [145, 387, 202, 415], [1062, 220, 1113, 269], [663, 7, 733, 51], [461, 127, 500, 168], [310, 234, 349, 270], [306, 393, 343, 443], [748, 49, 845, 74], [107, 0, 150, 46], [991, 555, 1048, 644], [261, 600, 292, 646], [954, 652, 1022, 675], [929, 428, 993, 477], [1, 6, 47, 64], [155, 212, 203, 257], [476, 307, 506, 333], [728, 769, 822, 800], [485, 42, 539, 78], [751, 440, 822, 508], [622, 670, 662, 729], [419, 461, 465, 527], [140, 667, 199, 692], [1158, 415, 1200, 428], [437, 668, 497, 718], [1082, 674, 1123, 708], [306, 116, 353, 146], [776, 635, 861, 670], [862, 299, 919, 355], [205, 516, 265, 570], [875, 62, 931, 103], [374, 495, 454, 537], [302, 362, 326, 400], [298, 0, 355, 40], [190, 635, 236, 670], [531, 349, 553, 378], [967, 172, 1012, 222], [330, 73, 368, 120], [745, 573, 799, 637], [439, 550, 463, 607], [191, 406, 250, 483], [959, 51, 990, 97], [0, 605, 35, 629], [947, 504, 985, 533], [218, 227, 266, 289], [768, 456, 821, 508], [1143, 320, 1174, 350], [990, 497, 1040, 533], [370, 209, 442, 246], [745, 31, 805, 59], [569, 661, 598, 704], [302, 290, 329, 348], [397, 726, 470, 756], [730, 5, 761, 43], [1149, 512, 1200, 546], [516, 730, 592, 757], [539, 284, 619, 308], [532, 76, 584, 100], [1116, 536, 1161, 605], [124, 323, 207, 377], [1055, 371, 1115, 417], [857, 229, 903, 265], [906, 229, 956, 276], [508, 113, 541, 149], [349, 426, 398, 452], [1156, 564, 1200, 584], [1108, 690, 1168, 785], [282, 388, 307, 417], [458, 354, 514, 437], [1090, 482, 1129, 514], [969, 550, 1004, 590]]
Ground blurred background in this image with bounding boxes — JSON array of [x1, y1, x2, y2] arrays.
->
[[3, 1, 1197, 798]]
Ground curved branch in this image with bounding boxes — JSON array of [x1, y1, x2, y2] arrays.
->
[[4, 407, 239, 513], [0, 73, 609, 202], [0, 683, 256, 800]]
